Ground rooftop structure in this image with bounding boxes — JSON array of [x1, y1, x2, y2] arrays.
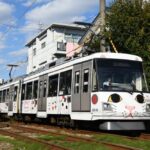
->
[[26, 22, 89, 74]]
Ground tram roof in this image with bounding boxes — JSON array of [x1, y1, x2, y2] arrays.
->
[[89, 52, 142, 62], [26, 52, 142, 77], [0, 52, 142, 86]]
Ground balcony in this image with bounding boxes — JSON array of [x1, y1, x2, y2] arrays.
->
[[53, 42, 66, 58]]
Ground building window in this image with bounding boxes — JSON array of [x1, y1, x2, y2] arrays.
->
[[33, 48, 36, 56], [65, 33, 81, 43], [41, 42, 46, 49], [57, 42, 66, 51]]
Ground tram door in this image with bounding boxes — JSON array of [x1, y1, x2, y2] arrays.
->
[[8, 85, 14, 111], [38, 74, 48, 111], [72, 61, 92, 112]]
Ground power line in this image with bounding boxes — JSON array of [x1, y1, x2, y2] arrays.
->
[[0, 0, 38, 40], [0, 0, 38, 79]]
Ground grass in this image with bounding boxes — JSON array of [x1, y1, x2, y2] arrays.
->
[[39, 133, 150, 150], [0, 135, 48, 150], [0, 132, 149, 150], [38, 134, 109, 150], [94, 134, 150, 150], [38, 134, 66, 141], [59, 141, 109, 150]]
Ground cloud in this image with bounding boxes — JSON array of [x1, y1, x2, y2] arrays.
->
[[26, 0, 98, 22], [21, 0, 98, 34], [9, 48, 28, 57], [19, 0, 51, 7], [0, 2, 15, 25], [0, 2, 15, 50]]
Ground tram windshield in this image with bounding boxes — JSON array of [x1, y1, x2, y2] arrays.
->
[[94, 59, 148, 92]]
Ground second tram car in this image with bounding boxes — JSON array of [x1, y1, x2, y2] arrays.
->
[[0, 52, 150, 130]]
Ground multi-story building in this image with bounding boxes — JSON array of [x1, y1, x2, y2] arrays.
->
[[26, 23, 88, 74]]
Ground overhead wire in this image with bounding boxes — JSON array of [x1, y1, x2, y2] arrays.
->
[[0, 0, 39, 79], [0, 0, 38, 40]]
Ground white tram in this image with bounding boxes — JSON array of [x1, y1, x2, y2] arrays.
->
[[0, 52, 150, 130]]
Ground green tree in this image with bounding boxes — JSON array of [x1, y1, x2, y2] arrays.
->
[[105, 0, 150, 88]]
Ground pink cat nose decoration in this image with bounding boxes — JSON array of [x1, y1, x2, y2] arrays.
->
[[125, 105, 135, 117]]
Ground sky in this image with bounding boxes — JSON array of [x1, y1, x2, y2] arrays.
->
[[0, 0, 113, 80]]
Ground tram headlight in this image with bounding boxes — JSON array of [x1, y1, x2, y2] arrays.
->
[[108, 94, 122, 103], [103, 103, 112, 111], [146, 104, 150, 112], [135, 94, 145, 104]]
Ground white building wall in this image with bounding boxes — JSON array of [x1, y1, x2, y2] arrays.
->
[[27, 25, 86, 74]]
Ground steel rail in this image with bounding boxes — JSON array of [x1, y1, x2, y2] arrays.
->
[[10, 124, 142, 150], [0, 128, 70, 150]]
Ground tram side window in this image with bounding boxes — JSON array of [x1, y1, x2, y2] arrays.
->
[[2, 91, 4, 103], [59, 72, 65, 95], [26, 82, 33, 100], [59, 70, 72, 95], [74, 71, 80, 94], [9, 89, 14, 102], [92, 61, 98, 91], [83, 69, 89, 93], [6, 89, 9, 102], [48, 74, 58, 97], [39, 81, 43, 98], [66, 70, 72, 94], [3, 90, 6, 102], [0, 91, 2, 103], [21, 84, 26, 100], [2, 90, 5, 102], [43, 80, 47, 97], [13, 86, 18, 101], [33, 80, 38, 99]]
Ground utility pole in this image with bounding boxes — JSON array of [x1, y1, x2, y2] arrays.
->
[[100, 0, 106, 52], [7, 64, 18, 80]]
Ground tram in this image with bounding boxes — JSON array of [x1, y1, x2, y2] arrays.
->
[[0, 52, 150, 130]]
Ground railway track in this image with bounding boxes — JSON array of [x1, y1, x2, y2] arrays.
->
[[139, 133, 150, 140], [2, 123, 143, 150], [0, 126, 70, 150], [76, 129, 150, 142], [15, 122, 150, 142]]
